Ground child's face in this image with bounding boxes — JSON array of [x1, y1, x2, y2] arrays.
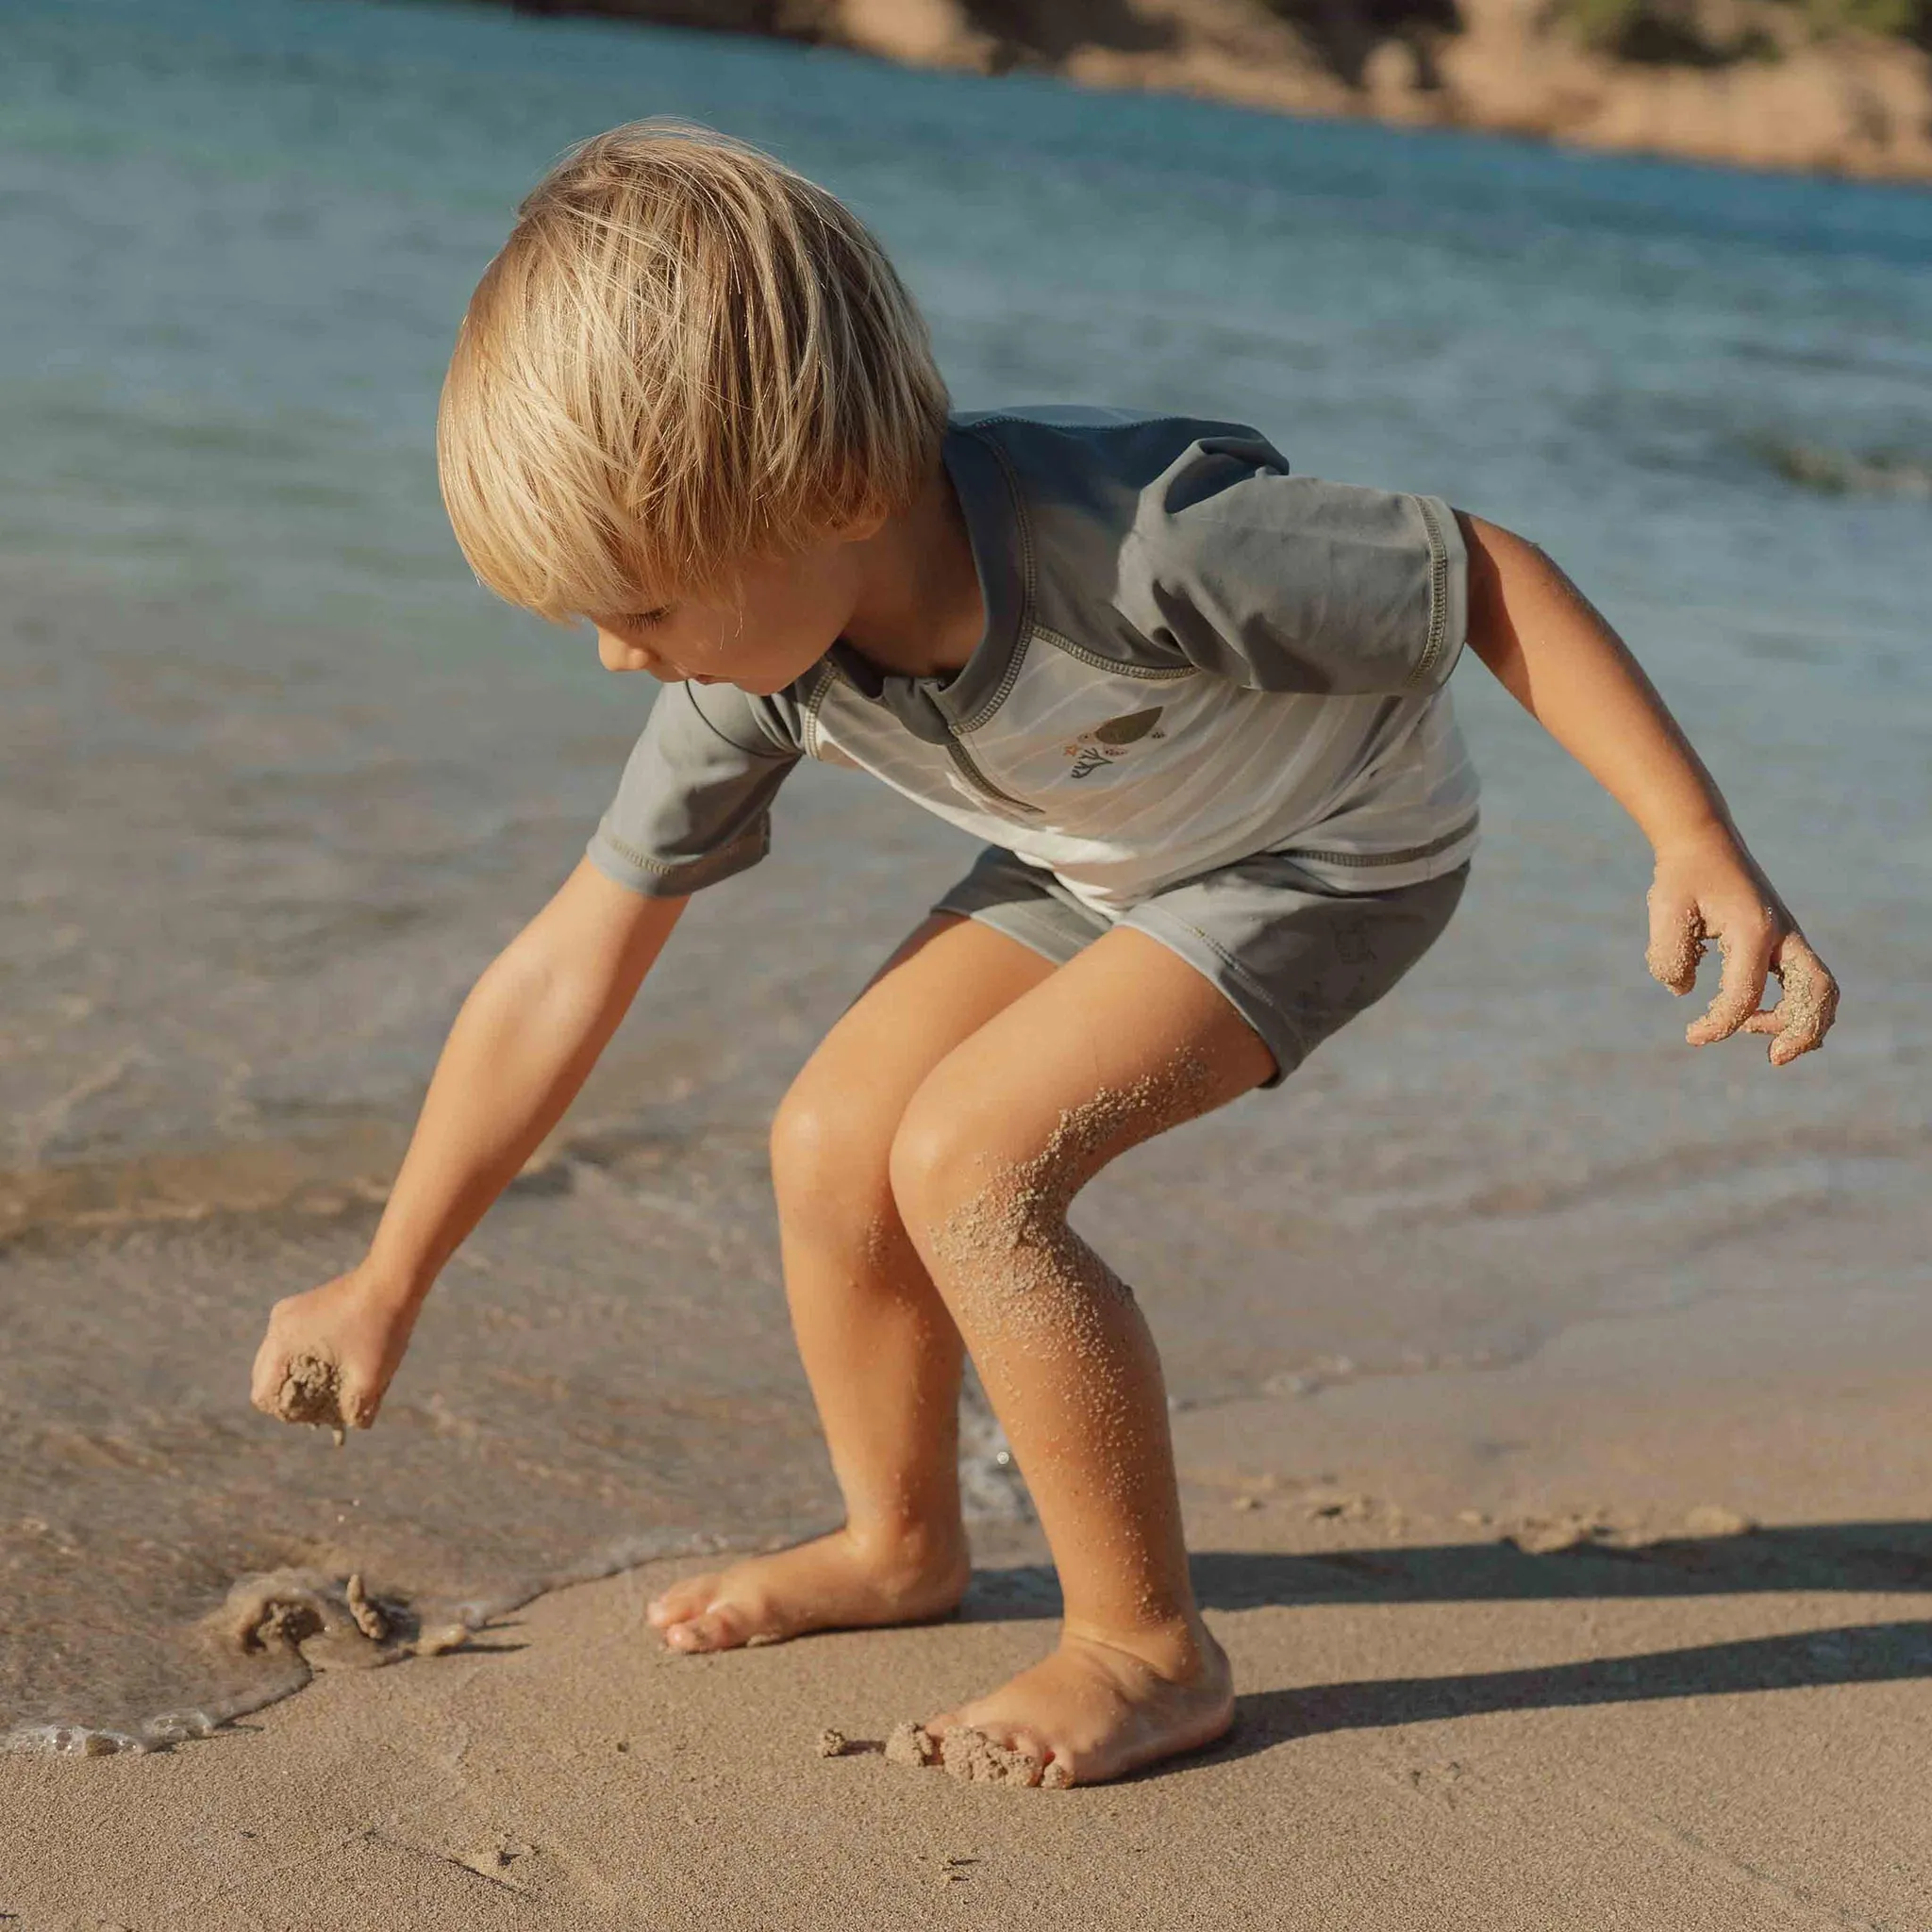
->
[[590, 527, 870, 698]]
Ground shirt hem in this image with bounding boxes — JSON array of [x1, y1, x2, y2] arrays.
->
[[585, 818, 772, 898]]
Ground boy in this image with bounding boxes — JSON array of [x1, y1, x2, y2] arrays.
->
[[251, 121, 1839, 1788]]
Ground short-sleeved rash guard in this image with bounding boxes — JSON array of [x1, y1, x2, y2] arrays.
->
[[588, 408, 1480, 913]]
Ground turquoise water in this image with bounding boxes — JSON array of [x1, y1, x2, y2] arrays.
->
[[3, 0, 1929, 1748]]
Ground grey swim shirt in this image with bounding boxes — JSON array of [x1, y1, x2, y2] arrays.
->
[[587, 408, 1480, 913]]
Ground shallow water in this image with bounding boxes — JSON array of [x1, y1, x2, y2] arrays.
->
[[4, 0, 1929, 1748]]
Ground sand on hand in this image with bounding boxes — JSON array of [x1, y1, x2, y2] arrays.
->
[[275, 1350, 348, 1446]]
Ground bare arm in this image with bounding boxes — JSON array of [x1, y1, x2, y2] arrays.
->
[[1457, 511, 1839, 1066], [251, 859, 686, 1427]]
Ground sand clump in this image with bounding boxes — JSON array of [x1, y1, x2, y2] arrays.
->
[[885, 1721, 940, 1768], [884, 1721, 1072, 1787], [275, 1350, 348, 1443], [218, 1574, 341, 1656], [815, 1727, 848, 1758], [242, 1591, 326, 1654], [211, 1570, 461, 1668], [345, 1573, 389, 1643], [941, 1725, 1073, 1788]]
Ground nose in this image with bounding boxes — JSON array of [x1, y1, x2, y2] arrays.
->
[[595, 627, 678, 677]]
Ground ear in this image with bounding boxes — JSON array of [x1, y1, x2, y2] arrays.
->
[[831, 504, 891, 545]]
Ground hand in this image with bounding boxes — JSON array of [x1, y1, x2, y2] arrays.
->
[[250, 1268, 421, 1432], [1644, 831, 1840, 1068]]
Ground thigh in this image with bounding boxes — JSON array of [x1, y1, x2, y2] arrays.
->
[[774, 911, 1063, 1166], [891, 924, 1275, 1215]]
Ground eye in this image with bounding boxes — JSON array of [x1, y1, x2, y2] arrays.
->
[[624, 608, 671, 630]]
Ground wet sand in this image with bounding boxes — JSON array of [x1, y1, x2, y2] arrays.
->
[[8, 1255, 1932, 1929]]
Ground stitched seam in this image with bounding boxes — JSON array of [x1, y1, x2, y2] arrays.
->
[[943, 738, 1045, 816], [800, 660, 841, 761], [1406, 496, 1453, 692], [1279, 811, 1479, 869], [955, 426, 1037, 733], [597, 819, 765, 877], [1033, 625, 1198, 681]]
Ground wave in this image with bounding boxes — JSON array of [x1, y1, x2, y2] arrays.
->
[[1751, 436, 1932, 499]]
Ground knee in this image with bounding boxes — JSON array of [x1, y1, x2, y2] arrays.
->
[[889, 1080, 1130, 1341], [888, 1076, 1062, 1250], [769, 1074, 893, 1241]]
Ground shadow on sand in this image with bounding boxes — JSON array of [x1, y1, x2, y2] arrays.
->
[[959, 1521, 1932, 1767]]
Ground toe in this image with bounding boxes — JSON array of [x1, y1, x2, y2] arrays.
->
[[1001, 1730, 1052, 1786], [663, 1604, 749, 1653], [647, 1574, 721, 1629]]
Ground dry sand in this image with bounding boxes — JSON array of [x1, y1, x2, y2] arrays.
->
[[7, 1265, 1932, 1929]]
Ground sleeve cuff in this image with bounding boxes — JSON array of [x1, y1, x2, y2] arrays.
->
[[585, 816, 772, 899], [1407, 494, 1469, 692]]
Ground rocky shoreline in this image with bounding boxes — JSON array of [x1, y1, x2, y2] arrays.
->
[[487, 0, 1932, 183]]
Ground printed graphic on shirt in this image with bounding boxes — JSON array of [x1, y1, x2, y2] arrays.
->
[[1062, 706, 1166, 779]]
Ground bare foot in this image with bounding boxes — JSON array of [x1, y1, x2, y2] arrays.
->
[[645, 1527, 970, 1653], [919, 1624, 1234, 1787]]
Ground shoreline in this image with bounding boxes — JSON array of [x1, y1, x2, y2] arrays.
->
[[458, 0, 1932, 186]]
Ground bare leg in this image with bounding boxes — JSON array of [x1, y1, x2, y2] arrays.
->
[[887, 926, 1274, 1786], [646, 913, 1057, 1652]]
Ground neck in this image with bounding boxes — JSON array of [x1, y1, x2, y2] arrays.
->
[[841, 458, 984, 681]]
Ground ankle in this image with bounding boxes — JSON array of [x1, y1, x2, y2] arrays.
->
[[1062, 1612, 1224, 1686], [840, 1516, 969, 1581]]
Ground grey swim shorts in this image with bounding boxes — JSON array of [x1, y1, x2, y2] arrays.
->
[[929, 845, 1470, 1090]]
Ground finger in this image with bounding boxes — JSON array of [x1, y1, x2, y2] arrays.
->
[[1644, 894, 1706, 995], [249, 1332, 286, 1415], [1685, 919, 1774, 1046], [1764, 941, 1840, 1068]]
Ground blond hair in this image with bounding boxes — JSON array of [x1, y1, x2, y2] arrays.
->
[[438, 120, 949, 623]]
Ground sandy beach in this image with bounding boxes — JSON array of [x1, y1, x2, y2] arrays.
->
[[8, 1191, 1930, 1928]]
